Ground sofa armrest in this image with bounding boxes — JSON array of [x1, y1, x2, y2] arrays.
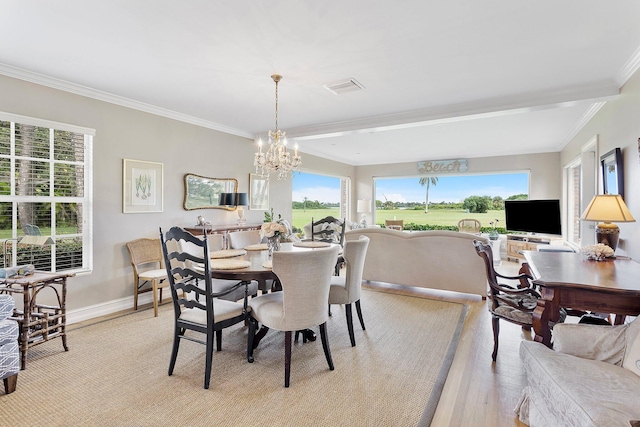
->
[[552, 323, 628, 365]]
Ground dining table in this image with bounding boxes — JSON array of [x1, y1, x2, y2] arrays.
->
[[209, 241, 337, 347]]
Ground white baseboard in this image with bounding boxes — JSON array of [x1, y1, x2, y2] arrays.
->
[[66, 292, 159, 325]]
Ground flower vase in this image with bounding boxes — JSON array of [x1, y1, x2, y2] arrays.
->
[[268, 236, 281, 258]]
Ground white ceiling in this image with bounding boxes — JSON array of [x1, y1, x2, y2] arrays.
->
[[1, 1, 640, 166]]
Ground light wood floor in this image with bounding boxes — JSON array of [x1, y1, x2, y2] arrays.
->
[[72, 260, 529, 426], [362, 260, 529, 426]]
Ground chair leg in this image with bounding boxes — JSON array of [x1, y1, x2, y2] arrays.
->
[[168, 327, 181, 376], [491, 315, 500, 362], [285, 330, 292, 388], [204, 330, 214, 389], [328, 303, 332, 317], [3, 373, 17, 394], [152, 279, 159, 317], [319, 322, 334, 371], [216, 330, 222, 352], [345, 303, 356, 347], [355, 299, 366, 330], [133, 277, 139, 311], [247, 317, 256, 363]]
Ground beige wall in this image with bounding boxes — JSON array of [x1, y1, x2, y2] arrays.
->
[[353, 152, 562, 221], [0, 70, 581, 321], [0, 74, 284, 319], [561, 67, 640, 259]]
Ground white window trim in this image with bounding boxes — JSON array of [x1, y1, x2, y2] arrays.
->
[[0, 111, 94, 274]]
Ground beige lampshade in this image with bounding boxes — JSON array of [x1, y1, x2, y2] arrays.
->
[[357, 199, 371, 213], [580, 194, 636, 223]]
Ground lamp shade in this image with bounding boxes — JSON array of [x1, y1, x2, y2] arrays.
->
[[234, 193, 248, 206], [581, 194, 636, 223], [357, 199, 371, 213], [219, 192, 234, 206]]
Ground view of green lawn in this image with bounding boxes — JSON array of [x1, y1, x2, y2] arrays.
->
[[291, 208, 505, 233]]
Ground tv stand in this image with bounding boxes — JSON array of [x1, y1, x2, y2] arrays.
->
[[506, 234, 563, 262]]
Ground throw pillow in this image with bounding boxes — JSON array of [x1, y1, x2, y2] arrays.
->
[[622, 317, 640, 376], [553, 322, 627, 365]]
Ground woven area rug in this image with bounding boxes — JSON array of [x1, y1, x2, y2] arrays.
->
[[0, 289, 467, 426]]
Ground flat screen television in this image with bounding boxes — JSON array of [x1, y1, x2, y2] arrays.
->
[[504, 199, 562, 236]]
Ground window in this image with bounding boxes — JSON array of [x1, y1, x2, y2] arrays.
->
[[291, 171, 350, 233], [0, 112, 93, 273]]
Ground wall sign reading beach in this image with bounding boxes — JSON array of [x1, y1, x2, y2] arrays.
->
[[417, 159, 468, 174], [123, 159, 164, 213]]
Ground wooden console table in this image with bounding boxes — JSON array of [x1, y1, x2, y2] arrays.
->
[[0, 271, 74, 369], [184, 223, 262, 248], [523, 251, 640, 348]]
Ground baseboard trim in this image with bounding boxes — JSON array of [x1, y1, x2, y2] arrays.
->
[[66, 292, 159, 325]]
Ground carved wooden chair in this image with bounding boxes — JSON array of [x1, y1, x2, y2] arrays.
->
[[473, 240, 541, 361], [159, 226, 250, 389], [458, 218, 481, 234]]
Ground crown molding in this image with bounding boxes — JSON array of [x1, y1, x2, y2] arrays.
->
[[284, 81, 619, 141], [0, 63, 253, 139], [557, 101, 607, 151], [615, 46, 640, 88]]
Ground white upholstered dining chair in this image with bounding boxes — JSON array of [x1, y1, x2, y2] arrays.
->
[[328, 235, 370, 347], [227, 230, 262, 249], [246, 245, 340, 387]]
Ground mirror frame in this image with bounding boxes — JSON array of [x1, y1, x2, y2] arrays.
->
[[600, 147, 624, 199], [183, 174, 238, 211]]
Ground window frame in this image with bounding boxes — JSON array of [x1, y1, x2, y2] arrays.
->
[[0, 111, 94, 273]]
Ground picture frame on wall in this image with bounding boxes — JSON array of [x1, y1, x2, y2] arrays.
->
[[600, 147, 624, 200], [249, 173, 269, 210], [123, 159, 164, 213]]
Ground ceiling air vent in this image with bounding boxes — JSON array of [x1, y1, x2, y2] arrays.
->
[[323, 78, 365, 95]]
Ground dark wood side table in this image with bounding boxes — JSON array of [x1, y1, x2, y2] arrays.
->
[[0, 271, 74, 369], [184, 223, 262, 248], [523, 251, 640, 348]]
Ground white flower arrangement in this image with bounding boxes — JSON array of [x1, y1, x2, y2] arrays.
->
[[580, 243, 614, 261], [260, 221, 288, 239]]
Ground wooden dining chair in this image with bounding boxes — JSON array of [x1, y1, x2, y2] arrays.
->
[[159, 226, 251, 389], [246, 245, 340, 387], [126, 238, 168, 317]]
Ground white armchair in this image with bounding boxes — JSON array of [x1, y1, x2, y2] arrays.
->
[[517, 319, 640, 426]]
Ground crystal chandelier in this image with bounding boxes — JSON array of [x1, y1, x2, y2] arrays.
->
[[254, 74, 301, 180]]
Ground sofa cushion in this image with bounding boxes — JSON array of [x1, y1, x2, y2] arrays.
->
[[519, 341, 640, 427]]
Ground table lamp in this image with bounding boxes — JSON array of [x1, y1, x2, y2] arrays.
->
[[357, 199, 372, 228], [219, 192, 249, 225], [580, 194, 635, 251]]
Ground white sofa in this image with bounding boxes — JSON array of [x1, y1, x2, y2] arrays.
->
[[516, 320, 640, 427], [345, 228, 489, 297]]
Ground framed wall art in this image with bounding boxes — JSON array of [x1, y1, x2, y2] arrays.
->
[[123, 159, 164, 213], [600, 147, 624, 199], [249, 173, 269, 210]]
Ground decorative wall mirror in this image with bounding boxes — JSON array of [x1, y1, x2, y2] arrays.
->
[[600, 147, 624, 199], [183, 174, 238, 210]]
